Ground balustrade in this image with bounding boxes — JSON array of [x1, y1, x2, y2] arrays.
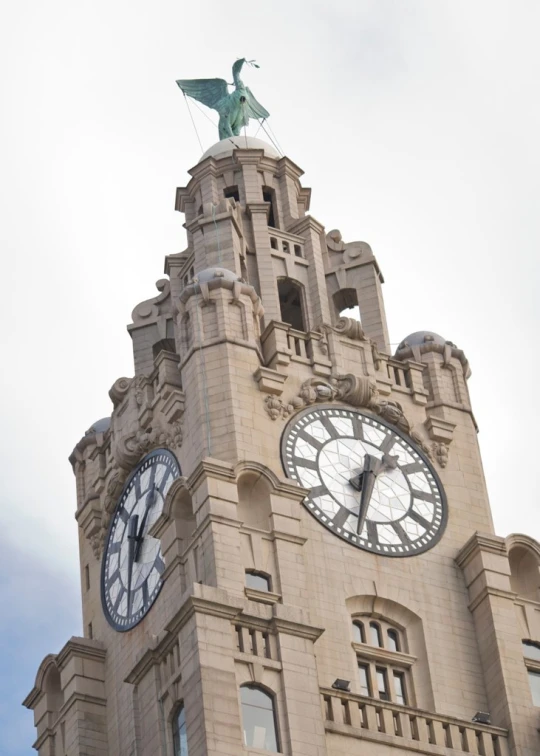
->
[[321, 689, 509, 756]]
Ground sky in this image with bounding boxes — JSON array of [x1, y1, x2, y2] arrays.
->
[[1, 1, 539, 752]]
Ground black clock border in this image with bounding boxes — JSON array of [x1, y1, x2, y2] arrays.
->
[[280, 403, 448, 558], [100, 447, 181, 632]]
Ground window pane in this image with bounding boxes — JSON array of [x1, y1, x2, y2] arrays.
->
[[352, 622, 365, 643], [241, 686, 279, 752], [393, 672, 407, 705], [528, 671, 540, 706], [370, 622, 382, 647], [358, 663, 371, 696], [172, 706, 188, 756], [523, 641, 540, 661], [246, 572, 271, 592], [376, 667, 390, 701], [387, 630, 400, 652]]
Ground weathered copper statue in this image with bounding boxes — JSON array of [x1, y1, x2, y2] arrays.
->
[[176, 58, 270, 140]]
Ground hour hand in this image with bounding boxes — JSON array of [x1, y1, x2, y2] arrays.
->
[[355, 454, 385, 535]]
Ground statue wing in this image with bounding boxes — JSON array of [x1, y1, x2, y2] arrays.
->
[[176, 78, 229, 110], [244, 87, 270, 120]]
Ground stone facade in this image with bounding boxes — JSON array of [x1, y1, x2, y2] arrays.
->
[[24, 137, 540, 756]]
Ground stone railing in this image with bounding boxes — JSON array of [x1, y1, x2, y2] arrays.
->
[[287, 328, 311, 361], [380, 357, 428, 405], [321, 689, 509, 756]]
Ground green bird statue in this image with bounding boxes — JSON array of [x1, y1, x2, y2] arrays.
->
[[177, 58, 270, 141]]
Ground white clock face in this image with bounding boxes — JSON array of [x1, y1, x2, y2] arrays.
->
[[281, 406, 446, 556], [101, 449, 180, 631]]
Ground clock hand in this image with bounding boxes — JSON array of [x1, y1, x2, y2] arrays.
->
[[133, 486, 157, 563], [353, 453, 400, 535], [126, 514, 139, 615]]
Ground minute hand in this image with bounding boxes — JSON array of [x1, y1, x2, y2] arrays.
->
[[134, 487, 157, 562], [356, 454, 385, 535]]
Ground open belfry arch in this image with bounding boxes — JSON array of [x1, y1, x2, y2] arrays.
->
[[24, 62, 540, 756]]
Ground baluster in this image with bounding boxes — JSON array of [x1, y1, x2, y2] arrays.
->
[[462, 727, 480, 754], [398, 711, 412, 739], [347, 700, 361, 729], [379, 707, 394, 734], [331, 696, 345, 725], [429, 719, 446, 746], [477, 731, 496, 756], [363, 703, 378, 732], [414, 716, 430, 744], [446, 724, 461, 749], [495, 734, 510, 756]]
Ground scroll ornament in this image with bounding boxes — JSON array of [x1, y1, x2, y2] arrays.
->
[[264, 373, 439, 464]]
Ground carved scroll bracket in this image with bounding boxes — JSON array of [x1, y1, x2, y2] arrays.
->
[[263, 374, 445, 466]]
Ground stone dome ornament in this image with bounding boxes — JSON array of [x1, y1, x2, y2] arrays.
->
[[199, 136, 280, 162], [395, 331, 470, 379]]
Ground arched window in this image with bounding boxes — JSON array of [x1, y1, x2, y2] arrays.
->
[[369, 622, 383, 647], [172, 704, 188, 756], [240, 685, 280, 752], [352, 616, 411, 706], [352, 620, 365, 644], [245, 570, 272, 592], [277, 279, 306, 332], [387, 629, 400, 652]]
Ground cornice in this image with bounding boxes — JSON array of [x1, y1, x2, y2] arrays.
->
[[455, 531, 507, 570], [288, 214, 325, 236], [245, 587, 282, 605], [188, 457, 236, 490], [270, 616, 324, 642], [56, 637, 107, 671], [246, 201, 270, 218], [275, 156, 304, 179]]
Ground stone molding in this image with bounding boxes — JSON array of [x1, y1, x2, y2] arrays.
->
[[455, 531, 508, 571]]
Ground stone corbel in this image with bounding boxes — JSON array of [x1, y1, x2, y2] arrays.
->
[[253, 366, 288, 396], [260, 320, 291, 372]]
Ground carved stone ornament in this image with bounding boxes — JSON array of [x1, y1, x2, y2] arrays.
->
[[326, 229, 373, 265], [432, 442, 449, 468], [265, 373, 436, 463]]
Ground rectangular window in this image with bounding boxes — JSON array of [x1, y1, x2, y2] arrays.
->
[[87, 622, 93, 639], [84, 564, 90, 591], [523, 641, 540, 661], [528, 670, 540, 706], [376, 667, 390, 701], [235, 625, 244, 652], [358, 663, 371, 697], [245, 571, 271, 592], [393, 671, 407, 705]]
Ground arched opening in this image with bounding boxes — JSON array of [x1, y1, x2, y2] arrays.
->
[[509, 546, 540, 601], [237, 472, 272, 531], [262, 187, 278, 228], [240, 685, 280, 752], [171, 488, 196, 549], [277, 279, 306, 332], [224, 185, 240, 203], [172, 703, 188, 756], [152, 338, 177, 360], [332, 288, 360, 322], [43, 663, 63, 714]]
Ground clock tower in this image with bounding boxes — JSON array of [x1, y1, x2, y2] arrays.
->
[[24, 133, 540, 756]]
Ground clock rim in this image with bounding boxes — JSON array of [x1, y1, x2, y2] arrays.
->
[[280, 403, 447, 558], [100, 447, 181, 632]]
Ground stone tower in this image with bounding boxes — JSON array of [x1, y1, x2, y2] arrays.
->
[[24, 135, 540, 756]]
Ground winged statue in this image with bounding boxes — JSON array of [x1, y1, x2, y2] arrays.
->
[[176, 58, 270, 141]]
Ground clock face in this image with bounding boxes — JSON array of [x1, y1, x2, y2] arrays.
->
[[281, 406, 446, 557], [101, 448, 181, 631]]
